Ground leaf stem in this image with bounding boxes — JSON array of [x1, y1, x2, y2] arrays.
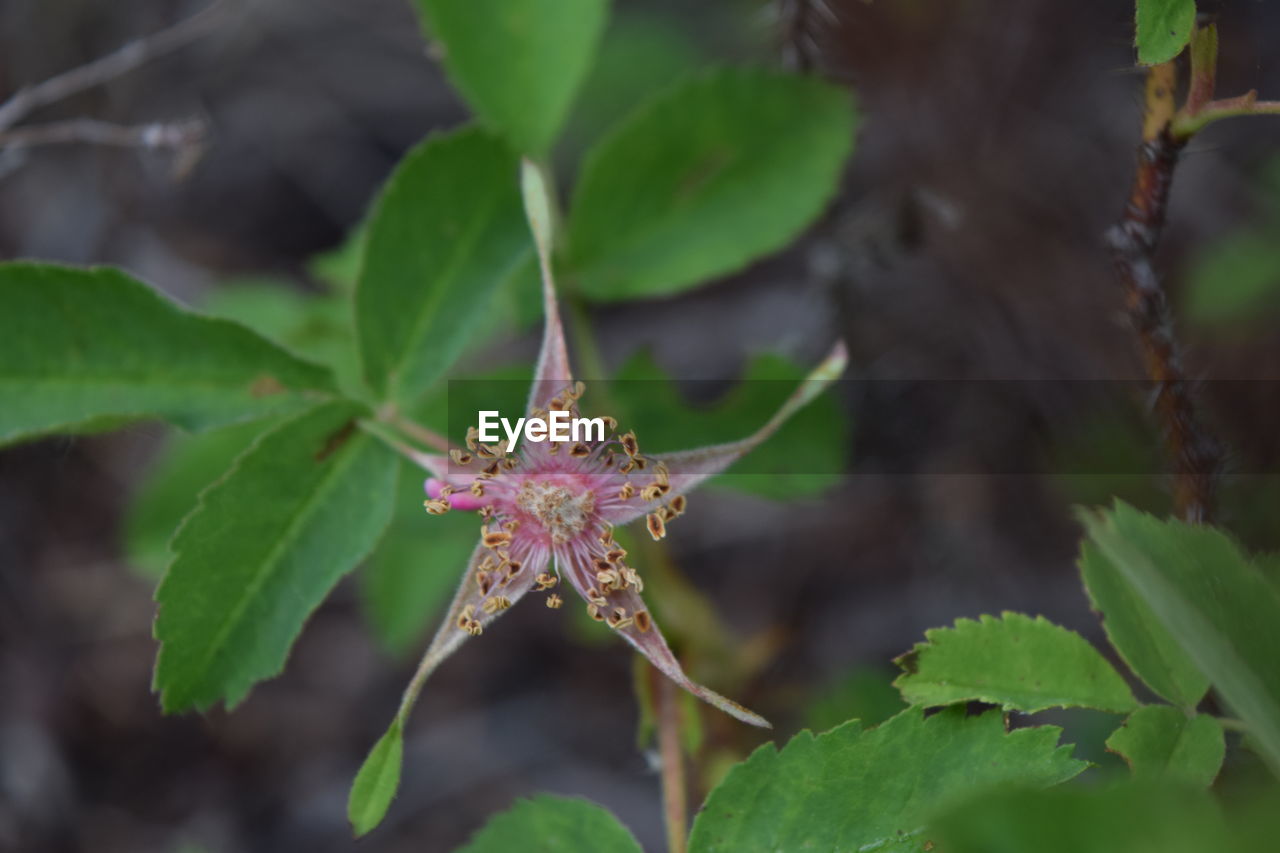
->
[[384, 409, 451, 452], [657, 671, 690, 853], [1217, 716, 1250, 733], [357, 419, 443, 470]]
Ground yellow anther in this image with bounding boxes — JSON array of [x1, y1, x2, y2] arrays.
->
[[481, 596, 513, 615], [586, 603, 605, 621], [669, 495, 686, 515], [546, 594, 563, 609], [606, 548, 627, 563], [634, 610, 652, 632], [618, 482, 635, 500], [535, 572, 559, 591], [470, 481, 486, 498], [620, 432, 639, 457], [569, 443, 591, 458], [424, 499, 450, 515], [450, 448, 473, 465], [483, 531, 513, 548], [623, 568, 644, 593], [646, 512, 666, 541]]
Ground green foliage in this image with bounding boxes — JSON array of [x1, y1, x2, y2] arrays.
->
[[360, 462, 480, 656], [459, 795, 643, 853], [348, 719, 404, 838], [201, 279, 361, 396], [562, 10, 703, 156], [805, 667, 905, 733], [125, 419, 269, 577], [307, 226, 365, 294], [894, 612, 1138, 714], [687, 707, 1086, 852], [567, 68, 856, 301], [414, 0, 608, 156], [0, 264, 333, 446], [1135, 0, 1196, 65], [126, 277, 359, 578], [1106, 705, 1225, 787], [1079, 520, 1210, 709], [934, 782, 1248, 853], [1185, 231, 1280, 326], [1080, 503, 1280, 777], [355, 127, 531, 406], [153, 401, 397, 711], [609, 351, 849, 496]]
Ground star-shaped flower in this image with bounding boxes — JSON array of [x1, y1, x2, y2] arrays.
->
[[395, 163, 846, 729]]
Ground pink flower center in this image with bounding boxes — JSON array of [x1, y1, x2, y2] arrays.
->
[[515, 479, 596, 545]]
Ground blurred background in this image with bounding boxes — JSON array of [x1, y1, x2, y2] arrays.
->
[[2, 0, 1280, 850]]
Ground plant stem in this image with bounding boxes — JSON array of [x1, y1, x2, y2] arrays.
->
[[1217, 717, 1250, 733], [386, 410, 451, 452], [1107, 62, 1222, 523], [657, 671, 689, 853]]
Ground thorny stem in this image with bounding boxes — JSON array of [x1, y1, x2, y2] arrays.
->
[[656, 672, 690, 853], [0, 1, 227, 133], [1107, 60, 1222, 523]]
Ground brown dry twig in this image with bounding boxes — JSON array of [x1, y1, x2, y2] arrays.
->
[[0, 1, 226, 158]]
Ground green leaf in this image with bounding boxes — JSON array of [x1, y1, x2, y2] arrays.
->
[[0, 263, 333, 446], [687, 707, 1087, 852], [348, 719, 404, 837], [355, 127, 532, 405], [458, 795, 643, 853], [934, 782, 1233, 853], [1135, 0, 1196, 65], [568, 68, 856, 301], [561, 9, 704, 156], [414, 0, 608, 156], [1106, 705, 1225, 787], [893, 612, 1139, 714], [202, 279, 361, 397], [1079, 521, 1210, 708], [125, 420, 269, 578], [1079, 503, 1280, 777], [154, 401, 397, 711], [361, 462, 480, 656]]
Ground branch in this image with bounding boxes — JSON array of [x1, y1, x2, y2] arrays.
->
[[656, 672, 689, 853], [1106, 63, 1222, 523], [0, 117, 204, 150], [1173, 16, 1280, 138], [0, 1, 227, 133]]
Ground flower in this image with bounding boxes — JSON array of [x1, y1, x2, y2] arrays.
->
[[396, 163, 847, 729]]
